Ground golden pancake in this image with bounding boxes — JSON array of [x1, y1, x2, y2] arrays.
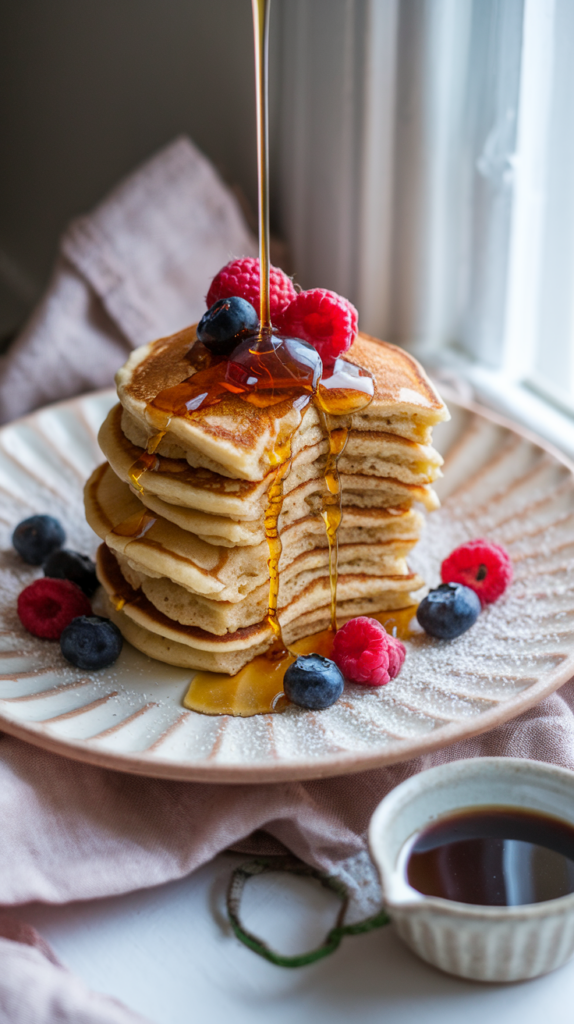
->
[[96, 544, 423, 671], [119, 487, 424, 548], [120, 406, 443, 484], [117, 328, 449, 480], [113, 546, 416, 634], [85, 463, 417, 602], [87, 318, 447, 679], [98, 406, 440, 519]]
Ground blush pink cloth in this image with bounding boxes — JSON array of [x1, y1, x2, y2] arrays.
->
[[0, 135, 256, 425], [1, 136, 573, 1021], [2, 687, 574, 913], [0, 918, 148, 1023], [1, 679, 574, 1021]]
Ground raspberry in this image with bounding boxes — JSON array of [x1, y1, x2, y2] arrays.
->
[[332, 616, 406, 687], [206, 258, 296, 321], [17, 578, 92, 640], [276, 288, 358, 365], [441, 539, 512, 605]]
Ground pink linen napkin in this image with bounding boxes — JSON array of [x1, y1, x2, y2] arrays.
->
[[1, 135, 574, 1021], [0, 685, 574, 1020], [0, 135, 256, 424], [1, 688, 574, 916], [0, 917, 149, 1023]]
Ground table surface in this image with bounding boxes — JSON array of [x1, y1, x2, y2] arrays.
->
[[9, 852, 574, 1024]]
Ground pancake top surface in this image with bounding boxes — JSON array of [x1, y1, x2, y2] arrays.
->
[[117, 325, 448, 480], [124, 324, 197, 402], [122, 324, 446, 413], [342, 333, 445, 413]]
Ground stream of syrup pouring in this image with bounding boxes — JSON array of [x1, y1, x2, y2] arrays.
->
[[116, 0, 411, 716]]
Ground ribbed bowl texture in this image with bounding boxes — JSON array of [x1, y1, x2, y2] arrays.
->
[[369, 758, 574, 982]]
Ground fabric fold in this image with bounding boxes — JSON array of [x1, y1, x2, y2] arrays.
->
[[0, 135, 256, 424], [0, 917, 150, 1023], [1, 676, 574, 920]]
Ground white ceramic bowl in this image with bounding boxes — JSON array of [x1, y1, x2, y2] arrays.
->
[[369, 757, 574, 982]]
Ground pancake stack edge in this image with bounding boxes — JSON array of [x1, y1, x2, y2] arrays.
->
[[84, 329, 449, 673]]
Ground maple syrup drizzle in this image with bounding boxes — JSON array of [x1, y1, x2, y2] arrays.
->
[[128, 451, 159, 494], [315, 411, 347, 632], [252, 0, 272, 330], [118, 0, 396, 716], [105, 509, 158, 607], [265, 444, 293, 656], [315, 358, 375, 631], [127, 417, 172, 494], [127, 345, 214, 493], [111, 509, 157, 541]]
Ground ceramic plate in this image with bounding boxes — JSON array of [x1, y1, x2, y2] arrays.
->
[[1, 388, 574, 783]]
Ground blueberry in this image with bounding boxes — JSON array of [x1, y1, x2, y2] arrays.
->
[[60, 615, 123, 670], [416, 582, 481, 639], [197, 297, 259, 355], [284, 654, 344, 710], [12, 515, 65, 565], [43, 549, 98, 597]]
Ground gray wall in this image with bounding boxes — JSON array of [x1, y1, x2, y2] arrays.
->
[[0, 0, 263, 338]]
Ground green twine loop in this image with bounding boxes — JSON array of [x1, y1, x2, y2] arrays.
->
[[226, 856, 390, 968]]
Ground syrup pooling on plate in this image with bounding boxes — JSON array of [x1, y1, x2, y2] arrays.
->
[[183, 629, 336, 717], [182, 611, 418, 717]]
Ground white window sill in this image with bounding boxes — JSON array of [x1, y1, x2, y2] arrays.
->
[[424, 350, 574, 464]]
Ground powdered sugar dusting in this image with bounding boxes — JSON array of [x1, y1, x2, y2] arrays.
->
[[0, 391, 574, 780]]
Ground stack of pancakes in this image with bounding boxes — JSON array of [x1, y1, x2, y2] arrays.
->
[[85, 326, 448, 673]]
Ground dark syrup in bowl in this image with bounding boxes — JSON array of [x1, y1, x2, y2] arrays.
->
[[406, 807, 574, 906]]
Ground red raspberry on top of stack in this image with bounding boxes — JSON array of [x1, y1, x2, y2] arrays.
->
[[277, 288, 358, 365], [206, 257, 296, 321], [205, 258, 358, 365]]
